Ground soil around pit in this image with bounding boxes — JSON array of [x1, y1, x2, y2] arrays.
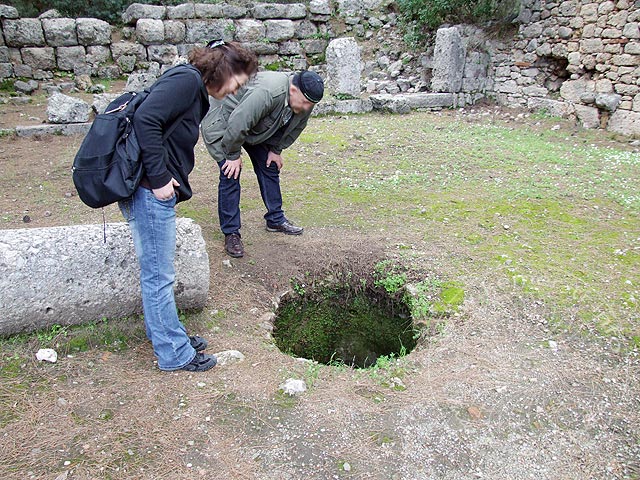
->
[[0, 93, 638, 480]]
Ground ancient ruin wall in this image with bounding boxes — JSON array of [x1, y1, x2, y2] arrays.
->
[[0, 1, 639, 134], [491, 0, 640, 134]]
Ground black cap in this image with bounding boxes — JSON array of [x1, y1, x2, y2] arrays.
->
[[292, 70, 324, 103]]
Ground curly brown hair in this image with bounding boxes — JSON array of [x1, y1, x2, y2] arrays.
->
[[188, 42, 258, 91]]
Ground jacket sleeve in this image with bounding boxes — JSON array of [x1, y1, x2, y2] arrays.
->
[[133, 67, 200, 189], [270, 110, 311, 154], [221, 89, 274, 161]]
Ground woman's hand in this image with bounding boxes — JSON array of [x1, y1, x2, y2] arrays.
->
[[152, 178, 180, 200]]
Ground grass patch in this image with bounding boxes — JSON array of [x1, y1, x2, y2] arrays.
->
[[285, 112, 639, 344]]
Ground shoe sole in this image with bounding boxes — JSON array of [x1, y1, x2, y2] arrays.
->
[[266, 227, 303, 235], [225, 249, 244, 258]]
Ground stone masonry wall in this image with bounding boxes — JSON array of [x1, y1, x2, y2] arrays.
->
[[491, 0, 640, 134], [0, 1, 639, 135]]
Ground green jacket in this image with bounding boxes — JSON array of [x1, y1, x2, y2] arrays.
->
[[201, 71, 314, 162]]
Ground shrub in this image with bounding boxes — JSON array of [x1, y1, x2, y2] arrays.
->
[[397, 0, 521, 46]]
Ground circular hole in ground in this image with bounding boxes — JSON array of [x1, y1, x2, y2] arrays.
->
[[274, 283, 418, 369]]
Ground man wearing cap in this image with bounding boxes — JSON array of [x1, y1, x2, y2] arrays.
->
[[201, 70, 324, 258]]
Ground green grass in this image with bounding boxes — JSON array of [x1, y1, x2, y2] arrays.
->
[[285, 112, 640, 344]]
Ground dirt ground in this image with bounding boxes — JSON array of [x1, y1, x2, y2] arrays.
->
[[1, 92, 639, 480]]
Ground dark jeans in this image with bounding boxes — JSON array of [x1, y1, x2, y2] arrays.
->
[[217, 143, 286, 235]]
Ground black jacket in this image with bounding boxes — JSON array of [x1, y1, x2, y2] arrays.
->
[[133, 64, 210, 203]]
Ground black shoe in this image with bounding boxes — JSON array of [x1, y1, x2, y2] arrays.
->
[[189, 335, 208, 352], [266, 220, 303, 235], [181, 352, 217, 372], [224, 233, 244, 257]]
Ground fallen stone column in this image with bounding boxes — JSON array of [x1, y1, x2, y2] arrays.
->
[[0, 218, 210, 336]]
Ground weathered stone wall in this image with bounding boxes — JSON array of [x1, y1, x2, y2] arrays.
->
[[1, 1, 639, 134], [490, 0, 640, 134], [0, 2, 335, 81]]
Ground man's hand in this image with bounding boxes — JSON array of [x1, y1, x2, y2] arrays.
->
[[222, 157, 243, 179], [152, 178, 180, 200], [266, 151, 283, 171]]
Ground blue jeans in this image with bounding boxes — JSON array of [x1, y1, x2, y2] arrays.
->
[[218, 143, 286, 235], [119, 187, 196, 371]]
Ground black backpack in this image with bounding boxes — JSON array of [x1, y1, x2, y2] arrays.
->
[[72, 91, 149, 208], [72, 66, 191, 209]]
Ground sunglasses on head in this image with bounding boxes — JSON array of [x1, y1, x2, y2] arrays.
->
[[206, 39, 226, 49]]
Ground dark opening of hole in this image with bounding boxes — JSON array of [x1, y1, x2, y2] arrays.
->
[[274, 286, 417, 369]]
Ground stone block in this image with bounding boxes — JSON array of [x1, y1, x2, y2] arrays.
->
[[136, 18, 165, 45], [148, 44, 178, 64], [0, 62, 13, 77], [612, 53, 640, 66], [57, 46, 86, 71], [42, 18, 77, 47], [402, 92, 454, 109], [47, 92, 92, 123], [253, 3, 307, 20], [223, 5, 248, 18], [301, 39, 327, 54], [527, 97, 574, 117], [326, 37, 362, 97], [623, 22, 639, 39], [122, 3, 166, 25], [194, 3, 224, 18], [312, 98, 373, 115], [21, 47, 56, 70], [111, 41, 147, 61], [608, 109, 640, 135], [369, 94, 410, 113], [185, 19, 234, 43], [295, 20, 318, 38], [574, 104, 601, 128], [625, 42, 640, 54], [279, 40, 302, 55], [0, 5, 19, 19], [3, 19, 45, 47], [235, 19, 265, 42], [431, 27, 464, 93], [164, 20, 186, 44], [167, 4, 195, 19], [76, 18, 111, 46], [560, 78, 596, 102], [265, 19, 295, 41], [15, 123, 91, 136], [238, 41, 278, 55], [310, 0, 331, 15], [0, 219, 209, 336], [581, 38, 603, 53]]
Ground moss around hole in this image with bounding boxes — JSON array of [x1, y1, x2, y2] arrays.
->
[[274, 286, 418, 369]]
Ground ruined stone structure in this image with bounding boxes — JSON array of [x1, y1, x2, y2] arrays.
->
[[0, 218, 209, 335], [0, 1, 638, 134]]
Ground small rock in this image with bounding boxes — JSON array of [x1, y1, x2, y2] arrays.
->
[[214, 350, 245, 366], [22, 215, 31, 223], [279, 378, 307, 396], [343, 462, 352, 472], [222, 259, 232, 268], [36, 348, 58, 363], [548, 340, 558, 351], [468, 405, 483, 420]]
